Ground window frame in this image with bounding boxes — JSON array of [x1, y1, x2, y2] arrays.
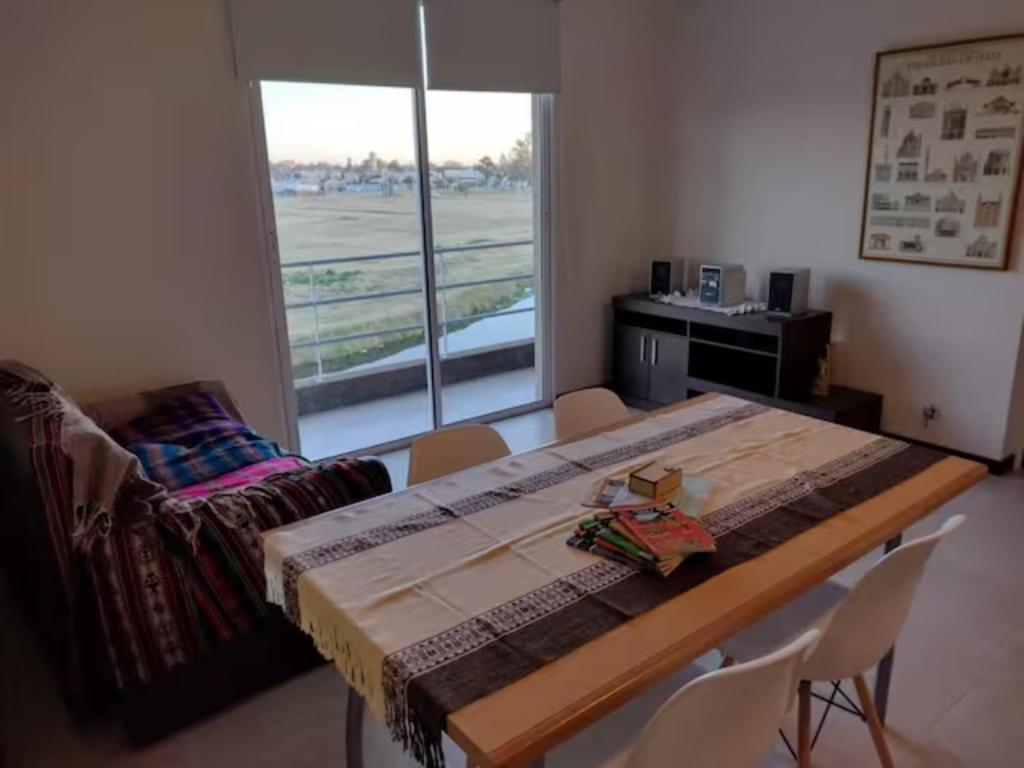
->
[[246, 83, 557, 455]]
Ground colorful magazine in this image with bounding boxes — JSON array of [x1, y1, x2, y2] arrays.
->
[[617, 505, 716, 559], [567, 503, 715, 577]]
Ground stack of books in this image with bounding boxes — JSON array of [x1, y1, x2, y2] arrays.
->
[[567, 503, 716, 577]]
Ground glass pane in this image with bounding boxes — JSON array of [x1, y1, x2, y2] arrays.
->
[[261, 81, 431, 458], [425, 91, 542, 424]]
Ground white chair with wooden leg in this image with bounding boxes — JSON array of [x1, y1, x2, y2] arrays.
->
[[718, 514, 966, 767], [407, 424, 511, 486], [553, 387, 630, 441], [546, 630, 819, 768]]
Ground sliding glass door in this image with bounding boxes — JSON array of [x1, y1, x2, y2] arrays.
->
[[257, 83, 549, 459], [425, 90, 542, 425]]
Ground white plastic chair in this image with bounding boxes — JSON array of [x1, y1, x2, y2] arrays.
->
[[407, 424, 511, 486], [718, 514, 966, 767], [548, 630, 820, 768], [553, 387, 631, 441]]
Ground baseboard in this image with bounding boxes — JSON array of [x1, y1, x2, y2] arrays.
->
[[881, 431, 1014, 476]]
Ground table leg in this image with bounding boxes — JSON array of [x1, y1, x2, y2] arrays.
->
[[346, 687, 365, 768], [873, 533, 902, 724]]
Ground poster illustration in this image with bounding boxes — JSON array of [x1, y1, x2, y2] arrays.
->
[[860, 35, 1024, 270]]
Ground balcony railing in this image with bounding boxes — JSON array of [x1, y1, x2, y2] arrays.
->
[[282, 239, 535, 382]]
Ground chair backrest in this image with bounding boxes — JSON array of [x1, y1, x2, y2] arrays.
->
[[407, 424, 511, 486], [553, 388, 631, 441], [627, 630, 819, 768], [801, 514, 965, 682]]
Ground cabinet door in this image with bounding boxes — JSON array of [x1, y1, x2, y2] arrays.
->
[[647, 331, 689, 405], [613, 324, 650, 402]]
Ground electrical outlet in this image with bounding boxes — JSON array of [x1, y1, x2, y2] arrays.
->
[[922, 404, 940, 428]]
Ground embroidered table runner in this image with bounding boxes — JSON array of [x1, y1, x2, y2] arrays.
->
[[263, 396, 942, 767]]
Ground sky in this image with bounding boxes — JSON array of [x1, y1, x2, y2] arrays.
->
[[261, 82, 531, 166]]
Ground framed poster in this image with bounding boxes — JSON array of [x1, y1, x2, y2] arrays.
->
[[859, 34, 1024, 270]]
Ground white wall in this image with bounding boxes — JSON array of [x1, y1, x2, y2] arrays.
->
[[663, 0, 1024, 459], [553, 0, 675, 393], [0, 0, 292, 443]]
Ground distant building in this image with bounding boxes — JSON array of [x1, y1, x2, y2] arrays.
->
[[941, 105, 967, 140], [966, 235, 996, 260], [880, 105, 891, 137], [975, 194, 1003, 228], [987, 65, 1021, 87], [442, 168, 486, 184], [896, 130, 923, 158], [953, 152, 978, 182], [935, 190, 965, 213], [272, 178, 322, 196], [875, 162, 892, 182], [912, 77, 938, 95], [984, 149, 1011, 176], [869, 233, 891, 250], [882, 70, 911, 98]]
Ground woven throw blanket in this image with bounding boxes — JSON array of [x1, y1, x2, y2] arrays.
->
[[263, 395, 944, 767], [111, 390, 287, 490]]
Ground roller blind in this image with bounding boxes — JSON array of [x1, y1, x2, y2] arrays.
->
[[229, 0, 421, 87], [423, 0, 561, 93]]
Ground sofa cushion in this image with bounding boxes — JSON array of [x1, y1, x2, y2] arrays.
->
[[110, 391, 287, 490]]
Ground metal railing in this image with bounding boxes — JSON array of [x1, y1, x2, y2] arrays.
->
[[282, 239, 535, 381]]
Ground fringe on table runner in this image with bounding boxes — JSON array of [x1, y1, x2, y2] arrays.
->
[[265, 565, 286, 607], [383, 659, 448, 768], [274, 586, 448, 768]]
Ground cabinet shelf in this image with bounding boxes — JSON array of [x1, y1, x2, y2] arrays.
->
[[688, 338, 779, 359]]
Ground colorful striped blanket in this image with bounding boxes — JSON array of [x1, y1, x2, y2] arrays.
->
[[0, 362, 392, 692], [111, 391, 287, 490]]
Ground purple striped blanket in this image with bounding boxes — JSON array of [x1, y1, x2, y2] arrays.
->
[[111, 391, 287, 490]]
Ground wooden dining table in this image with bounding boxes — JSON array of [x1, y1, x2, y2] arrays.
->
[[263, 394, 986, 768]]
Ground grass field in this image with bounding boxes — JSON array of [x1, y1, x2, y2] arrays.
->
[[273, 188, 537, 379]]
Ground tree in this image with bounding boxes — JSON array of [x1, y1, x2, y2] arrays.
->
[[506, 134, 532, 181], [386, 159, 402, 172], [474, 155, 497, 179]]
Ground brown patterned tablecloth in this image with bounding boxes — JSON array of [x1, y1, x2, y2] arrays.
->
[[263, 395, 942, 767]]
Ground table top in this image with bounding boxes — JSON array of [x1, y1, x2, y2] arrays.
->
[[262, 393, 986, 768], [444, 396, 985, 767]]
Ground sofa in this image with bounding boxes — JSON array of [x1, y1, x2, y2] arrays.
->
[[0, 361, 392, 743]]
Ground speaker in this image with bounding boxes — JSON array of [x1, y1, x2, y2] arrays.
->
[[768, 268, 809, 316], [650, 259, 689, 296], [698, 264, 746, 306]]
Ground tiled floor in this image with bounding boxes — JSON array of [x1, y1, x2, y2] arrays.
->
[[2, 414, 1022, 766], [298, 367, 541, 460]]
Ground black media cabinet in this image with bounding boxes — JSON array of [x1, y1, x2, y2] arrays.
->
[[612, 295, 883, 431]]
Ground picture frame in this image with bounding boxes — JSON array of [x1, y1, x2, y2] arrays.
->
[[859, 34, 1024, 270]]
